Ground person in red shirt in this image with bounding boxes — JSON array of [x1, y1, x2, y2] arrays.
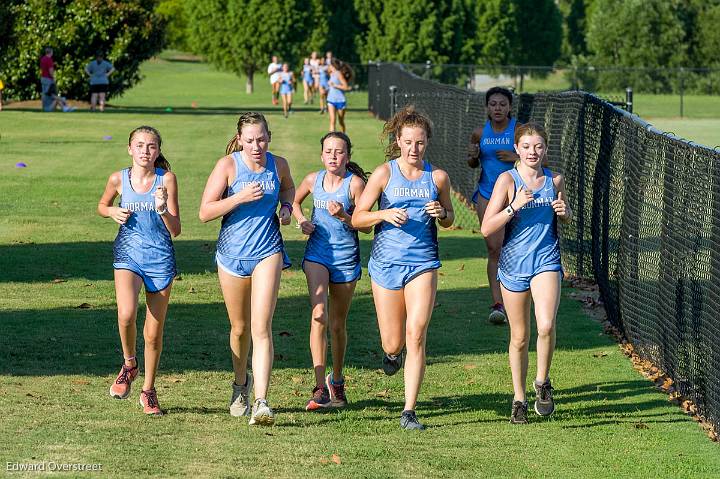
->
[[40, 48, 56, 112]]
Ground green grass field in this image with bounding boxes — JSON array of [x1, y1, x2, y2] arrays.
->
[[1, 55, 718, 478]]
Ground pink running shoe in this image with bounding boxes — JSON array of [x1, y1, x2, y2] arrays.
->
[[139, 388, 164, 416], [305, 386, 331, 411], [109, 363, 139, 399]]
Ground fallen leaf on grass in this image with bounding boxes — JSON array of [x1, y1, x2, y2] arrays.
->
[[375, 389, 390, 398], [72, 379, 90, 385], [463, 364, 477, 370], [188, 287, 196, 294], [458, 263, 465, 271], [51, 278, 67, 284], [634, 422, 649, 430], [592, 352, 608, 358], [76, 303, 92, 309], [331, 454, 341, 465]]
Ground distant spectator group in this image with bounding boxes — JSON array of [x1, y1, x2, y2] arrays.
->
[[38, 47, 114, 112]]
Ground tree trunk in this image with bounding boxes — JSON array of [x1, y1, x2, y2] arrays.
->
[[245, 68, 254, 94]]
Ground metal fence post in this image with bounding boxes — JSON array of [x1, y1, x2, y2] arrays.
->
[[389, 85, 397, 117], [679, 67, 685, 118], [625, 87, 633, 114]]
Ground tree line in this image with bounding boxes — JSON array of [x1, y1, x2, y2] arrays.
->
[[1, 0, 719, 100]]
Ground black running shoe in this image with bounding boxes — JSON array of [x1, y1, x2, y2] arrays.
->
[[400, 410, 426, 430], [534, 379, 555, 416], [382, 350, 404, 376], [510, 400, 528, 424]]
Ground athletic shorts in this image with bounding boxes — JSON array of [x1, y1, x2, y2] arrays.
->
[[216, 250, 291, 278], [302, 258, 361, 284], [113, 261, 175, 293], [368, 258, 441, 291], [498, 265, 563, 292], [90, 83, 109, 94], [328, 101, 346, 110], [471, 184, 491, 204]]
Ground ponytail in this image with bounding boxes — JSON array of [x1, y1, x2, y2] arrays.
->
[[346, 161, 367, 183], [128, 126, 171, 171], [331, 58, 354, 83], [226, 136, 240, 155], [155, 153, 171, 171]]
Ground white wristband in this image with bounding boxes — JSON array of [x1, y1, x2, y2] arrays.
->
[[157, 207, 168, 216]]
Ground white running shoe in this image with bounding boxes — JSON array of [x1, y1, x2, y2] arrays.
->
[[248, 398, 275, 426], [229, 373, 253, 417]]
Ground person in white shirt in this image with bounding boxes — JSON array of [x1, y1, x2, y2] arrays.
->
[[267, 55, 282, 106]]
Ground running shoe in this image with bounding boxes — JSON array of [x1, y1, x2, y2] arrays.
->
[[139, 388, 164, 416], [249, 398, 275, 426], [326, 374, 348, 408], [382, 349, 404, 376], [229, 373, 253, 417], [510, 400, 528, 424], [488, 302, 507, 325], [534, 379, 555, 416], [109, 363, 139, 399], [305, 385, 331, 411], [400, 410, 426, 430]]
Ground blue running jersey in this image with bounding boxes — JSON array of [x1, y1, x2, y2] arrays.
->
[[279, 72, 293, 95], [327, 72, 346, 104], [113, 168, 176, 278], [498, 168, 561, 277], [475, 118, 516, 201], [370, 160, 439, 265], [303, 65, 313, 84], [216, 152, 284, 261], [304, 170, 360, 268], [319, 65, 329, 88]]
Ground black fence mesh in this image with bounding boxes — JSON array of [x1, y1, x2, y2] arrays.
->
[[368, 62, 720, 433]]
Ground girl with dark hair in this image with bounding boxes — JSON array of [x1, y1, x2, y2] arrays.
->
[[468, 86, 519, 325], [327, 59, 354, 132], [481, 122, 571, 424], [292, 132, 371, 411], [97, 126, 181, 416], [199, 112, 295, 426], [352, 105, 454, 430]]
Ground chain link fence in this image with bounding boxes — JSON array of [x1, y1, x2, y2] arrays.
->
[[368, 61, 720, 435]]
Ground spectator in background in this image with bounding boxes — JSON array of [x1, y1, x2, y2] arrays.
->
[[45, 81, 75, 112], [85, 51, 115, 112], [40, 47, 57, 112]]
